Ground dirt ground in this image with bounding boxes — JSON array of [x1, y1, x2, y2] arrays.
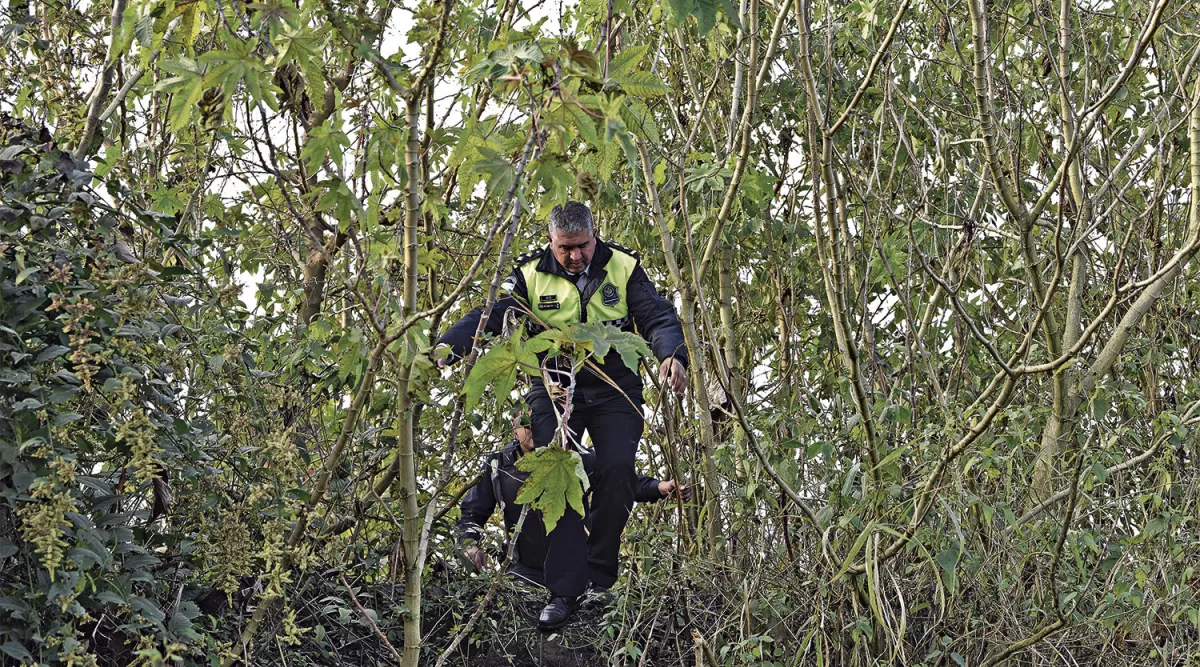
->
[[438, 586, 617, 667]]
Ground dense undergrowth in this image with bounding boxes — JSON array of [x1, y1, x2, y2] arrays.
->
[[5, 0, 1200, 663], [4, 98, 1200, 667]]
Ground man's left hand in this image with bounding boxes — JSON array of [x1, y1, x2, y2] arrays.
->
[[658, 357, 686, 396], [463, 545, 486, 570], [658, 479, 692, 501]]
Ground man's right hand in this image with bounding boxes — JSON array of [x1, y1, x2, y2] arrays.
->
[[435, 343, 451, 369], [464, 545, 486, 570]]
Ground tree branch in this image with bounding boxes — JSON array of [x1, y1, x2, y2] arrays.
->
[[826, 0, 911, 136], [74, 0, 129, 162]]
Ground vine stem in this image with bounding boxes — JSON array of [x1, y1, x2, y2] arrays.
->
[[338, 573, 403, 664]]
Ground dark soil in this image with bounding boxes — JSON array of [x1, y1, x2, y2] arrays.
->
[[444, 587, 613, 667]]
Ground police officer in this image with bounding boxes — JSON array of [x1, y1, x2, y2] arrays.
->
[[456, 410, 688, 587], [438, 200, 688, 630]]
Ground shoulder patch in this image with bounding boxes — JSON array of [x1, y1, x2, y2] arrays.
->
[[605, 240, 640, 259], [515, 248, 544, 267]]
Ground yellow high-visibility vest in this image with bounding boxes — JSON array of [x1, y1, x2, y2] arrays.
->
[[519, 246, 638, 329]]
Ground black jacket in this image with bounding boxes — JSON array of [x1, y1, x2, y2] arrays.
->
[[456, 441, 666, 571], [438, 239, 688, 403]]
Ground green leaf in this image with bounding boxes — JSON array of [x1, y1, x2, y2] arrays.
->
[[564, 102, 600, 148], [200, 41, 266, 102], [446, 102, 480, 168], [653, 159, 667, 186], [563, 40, 599, 72], [607, 45, 649, 79], [131, 595, 166, 623], [178, 4, 202, 48], [96, 591, 126, 606], [717, 0, 743, 29], [0, 641, 30, 662], [111, 2, 137, 59], [624, 99, 661, 144], [462, 336, 540, 411], [665, 0, 696, 26], [466, 148, 516, 197], [134, 12, 155, 49], [574, 322, 650, 373], [937, 548, 960, 590], [14, 266, 37, 285], [870, 441, 913, 474], [533, 160, 575, 205], [315, 178, 363, 224], [68, 546, 106, 569], [831, 520, 876, 580], [610, 70, 671, 98], [157, 58, 206, 131], [604, 118, 640, 172], [301, 122, 351, 172], [53, 412, 83, 426], [883, 404, 912, 424], [694, 0, 718, 34], [515, 447, 589, 533]]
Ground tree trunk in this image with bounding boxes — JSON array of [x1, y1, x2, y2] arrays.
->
[[399, 96, 424, 667], [679, 291, 724, 555]]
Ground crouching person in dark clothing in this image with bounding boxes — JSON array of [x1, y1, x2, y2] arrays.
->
[[456, 413, 686, 587]]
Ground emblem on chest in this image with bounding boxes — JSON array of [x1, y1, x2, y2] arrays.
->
[[601, 283, 619, 307]]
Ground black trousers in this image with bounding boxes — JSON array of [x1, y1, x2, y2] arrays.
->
[[507, 561, 546, 587], [528, 390, 644, 597]]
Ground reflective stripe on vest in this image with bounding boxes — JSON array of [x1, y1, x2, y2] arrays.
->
[[520, 247, 637, 329]]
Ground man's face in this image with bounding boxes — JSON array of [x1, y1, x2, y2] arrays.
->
[[513, 425, 534, 452], [548, 229, 596, 274]]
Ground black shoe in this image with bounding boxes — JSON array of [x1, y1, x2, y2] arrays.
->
[[537, 596, 578, 632], [582, 583, 614, 608]]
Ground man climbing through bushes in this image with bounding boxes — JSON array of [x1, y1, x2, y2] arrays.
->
[[456, 407, 689, 588], [438, 200, 688, 630]]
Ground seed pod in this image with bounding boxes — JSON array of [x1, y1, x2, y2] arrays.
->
[[576, 171, 599, 201], [275, 62, 312, 118], [199, 87, 225, 131]]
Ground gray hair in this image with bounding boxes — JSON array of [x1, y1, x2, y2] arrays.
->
[[548, 201, 594, 235]]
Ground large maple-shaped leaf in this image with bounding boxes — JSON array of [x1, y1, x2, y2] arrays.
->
[[462, 332, 560, 412], [157, 58, 206, 131], [467, 147, 516, 196], [301, 122, 351, 172], [574, 322, 651, 373], [515, 447, 589, 534], [200, 40, 266, 102]]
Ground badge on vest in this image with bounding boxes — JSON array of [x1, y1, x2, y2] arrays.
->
[[538, 294, 560, 310], [601, 283, 619, 307]]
